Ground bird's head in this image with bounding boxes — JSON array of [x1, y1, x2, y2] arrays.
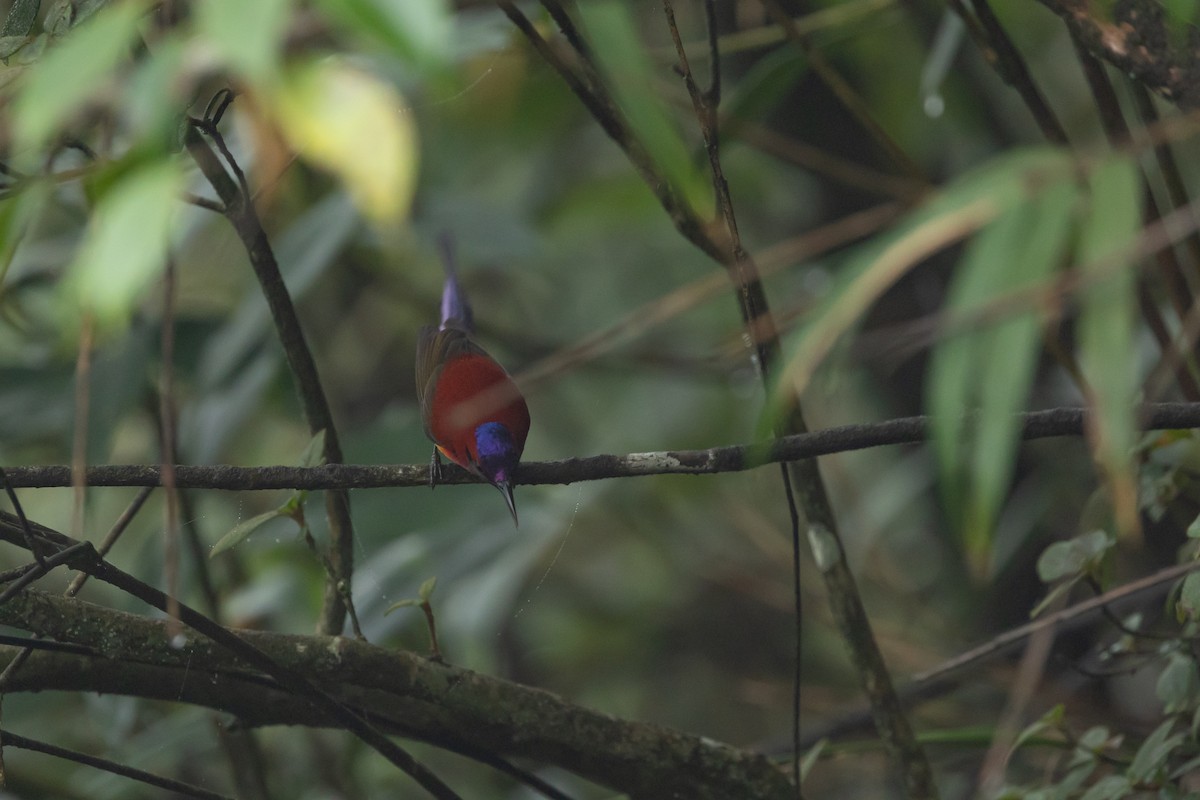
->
[[474, 421, 522, 525]]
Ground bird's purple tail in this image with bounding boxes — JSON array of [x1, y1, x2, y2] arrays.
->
[[437, 235, 474, 333]]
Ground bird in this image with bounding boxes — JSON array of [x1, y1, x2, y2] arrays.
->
[[415, 239, 530, 525]]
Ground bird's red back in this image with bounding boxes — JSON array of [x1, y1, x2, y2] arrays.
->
[[416, 325, 530, 472]]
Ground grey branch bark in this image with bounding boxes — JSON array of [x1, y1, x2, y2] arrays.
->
[[1037, 0, 1200, 108], [0, 590, 791, 800], [2, 403, 1198, 490]]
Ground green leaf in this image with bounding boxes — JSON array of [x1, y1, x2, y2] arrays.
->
[[1, 0, 40, 37], [770, 147, 1074, 434], [313, 0, 450, 67], [1178, 573, 1200, 623], [579, 1, 711, 217], [12, 1, 144, 158], [1076, 155, 1141, 531], [297, 430, 327, 468], [929, 176, 1078, 569], [1156, 652, 1199, 713], [1079, 775, 1132, 800], [417, 576, 437, 602], [722, 44, 806, 138], [63, 160, 184, 330], [798, 737, 827, 783], [384, 598, 421, 614], [271, 59, 418, 223], [1128, 717, 1184, 784], [1014, 704, 1065, 750], [210, 508, 289, 557], [1036, 530, 1112, 583], [194, 0, 291, 84], [0, 182, 50, 288]]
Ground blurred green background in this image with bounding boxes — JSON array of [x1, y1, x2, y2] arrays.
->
[[0, 0, 1197, 797]]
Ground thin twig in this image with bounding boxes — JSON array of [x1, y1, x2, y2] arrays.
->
[[71, 314, 94, 540], [184, 112, 357, 636], [1, 402, 1200, 491], [801, 560, 1200, 748], [761, 0, 924, 181], [661, 4, 936, 795], [950, 0, 1069, 144], [162, 255, 182, 637], [1, 728, 234, 800]]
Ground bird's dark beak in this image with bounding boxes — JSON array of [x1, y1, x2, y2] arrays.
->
[[496, 480, 519, 527]]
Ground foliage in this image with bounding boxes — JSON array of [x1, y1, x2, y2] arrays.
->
[[0, 0, 1199, 798]]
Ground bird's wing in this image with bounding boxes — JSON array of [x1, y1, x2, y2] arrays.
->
[[415, 325, 490, 439]]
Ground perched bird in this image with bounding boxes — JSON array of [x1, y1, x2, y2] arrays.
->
[[415, 240, 530, 525]]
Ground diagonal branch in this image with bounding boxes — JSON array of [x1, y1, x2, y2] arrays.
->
[[0, 588, 793, 800], [183, 121, 356, 636], [1036, 0, 1200, 109]]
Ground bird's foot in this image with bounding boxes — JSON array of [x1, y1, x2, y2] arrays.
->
[[429, 448, 443, 489]]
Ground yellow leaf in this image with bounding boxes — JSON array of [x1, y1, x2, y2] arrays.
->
[[272, 59, 417, 223]]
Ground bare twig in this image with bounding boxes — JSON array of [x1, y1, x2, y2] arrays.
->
[[0, 403, 1198, 491], [663, 2, 935, 796], [949, 0, 1069, 144], [184, 114, 357, 636], [761, 0, 924, 181], [1, 728, 234, 800]]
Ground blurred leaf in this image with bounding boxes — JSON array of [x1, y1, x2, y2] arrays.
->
[[12, 0, 144, 158], [1178, 572, 1200, 623], [384, 598, 421, 613], [64, 160, 184, 330], [1079, 775, 1132, 800], [1078, 725, 1112, 751], [722, 44, 806, 137], [1035, 530, 1111, 583], [799, 737, 827, 783], [1128, 718, 1184, 784], [770, 147, 1074, 430], [385, 577, 438, 615], [1014, 704, 1064, 750], [1156, 652, 1199, 713], [0, 182, 50, 288], [1076, 155, 1141, 534], [313, 0, 451, 67], [194, 0, 291, 84], [297, 430, 327, 468], [125, 36, 187, 146], [930, 176, 1077, 569], [210, 507, 289, 556], [271, 59, 418, 223], [196, 192, 358, 391], [579, 1, 711, 217]]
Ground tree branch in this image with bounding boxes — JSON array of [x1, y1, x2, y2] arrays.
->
[[0, 589, 792, 800], [184, 121, 356, 636], [1, 403, 1198, 491], [1037, 0, 1200, 108]]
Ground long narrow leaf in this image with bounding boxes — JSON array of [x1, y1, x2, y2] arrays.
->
[[931, 178, 1078, 571], [1076, 155, 1141, 533]]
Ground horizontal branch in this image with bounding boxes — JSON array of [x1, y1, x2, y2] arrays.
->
[[2, 403, 1199, 491], [0, 590, 791, 800]]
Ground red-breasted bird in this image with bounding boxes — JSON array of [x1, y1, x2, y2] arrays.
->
[[415, 242, 530, 525]]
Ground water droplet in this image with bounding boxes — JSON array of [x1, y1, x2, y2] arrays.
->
[[924, 94, 945, 119]]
